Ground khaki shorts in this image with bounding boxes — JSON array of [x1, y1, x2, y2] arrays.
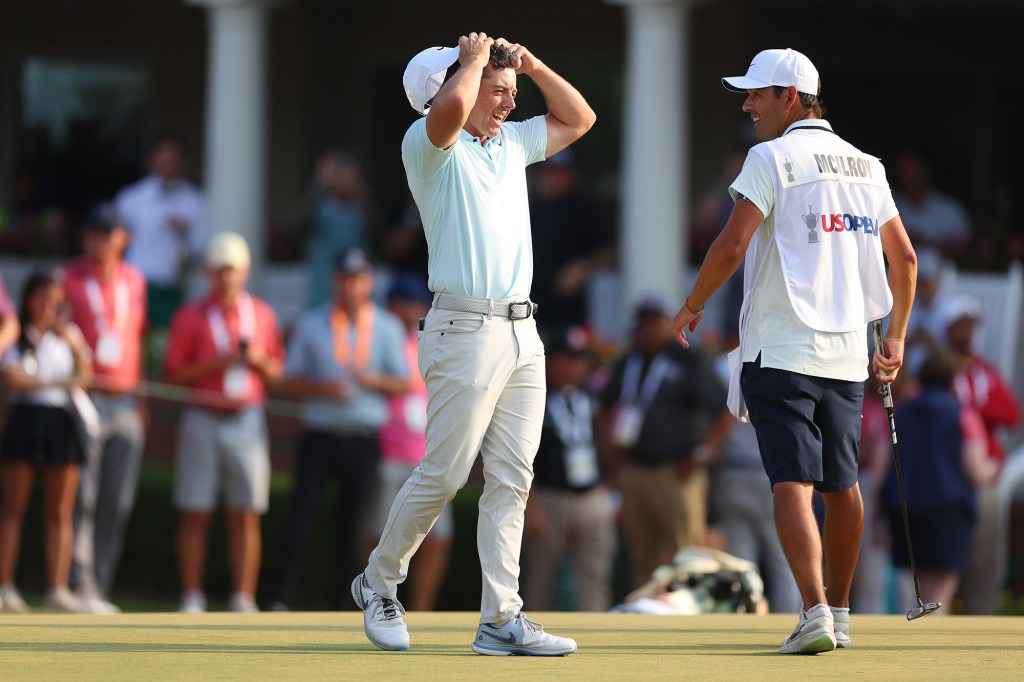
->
[[173, 407, 270, 513]]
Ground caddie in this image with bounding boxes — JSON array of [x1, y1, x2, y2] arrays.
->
[[671, 48, 917, 654]]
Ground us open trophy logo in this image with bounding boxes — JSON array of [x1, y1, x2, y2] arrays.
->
[[803, 205, 819, 244], [783, 159, 796, 183]]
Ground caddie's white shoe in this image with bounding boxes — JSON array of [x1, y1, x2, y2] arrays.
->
[[351, 573, 409, 651], [471, 612, 578, 656], [779, 603, 836, 654], [830, 606, 850, 648]]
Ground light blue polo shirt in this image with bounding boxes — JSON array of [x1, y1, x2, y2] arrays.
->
[[402, 116, 548, 300], [286, 303, 408, 435]]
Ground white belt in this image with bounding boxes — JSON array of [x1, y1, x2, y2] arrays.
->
[[432, 293, 538, 320]]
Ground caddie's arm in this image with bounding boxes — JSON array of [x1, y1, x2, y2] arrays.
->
[[498, 39, 596, 157], [673, 197, 763, 348], [876, 215, 917, 382], [425, 32, 494, 149]]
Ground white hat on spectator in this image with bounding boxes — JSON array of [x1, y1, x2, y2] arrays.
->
[[938, 294, 983, 331], [206, 231, 251, 271], [404, 46, 459, 115]]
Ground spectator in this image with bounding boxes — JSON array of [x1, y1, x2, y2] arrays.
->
[[940, 295, 1021, 614], [268, 247, 407, 610], [598, 295, 732, 588], [903, 246, 946, 376], [881, 349, 996, 614], [892, 149, 971, 256], [0, 271, 92, 613], [379, 191, 429, 278], [116, 133, 208, 331], [63, 205, 148, 614], [164, 232, 284, 613], [294, 151, 373, 308], [362, 271, 450, 612], [524, 325, 616, 612], [852, 372, 896, 614], [710, 348, 800, 613], [689, 125, 756, 263], [0, 275, 19, 355], [529, 147, 615, 329]]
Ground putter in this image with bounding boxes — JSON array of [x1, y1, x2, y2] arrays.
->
[[871, 320, 942, 620]]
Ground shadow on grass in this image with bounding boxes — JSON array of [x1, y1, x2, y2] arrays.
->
[[0, 622, 362, 633], [0, 642, 476, 656]]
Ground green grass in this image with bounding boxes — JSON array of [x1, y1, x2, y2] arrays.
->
[[0, 612, 1022, 681]]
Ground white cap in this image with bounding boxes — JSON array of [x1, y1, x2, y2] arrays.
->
[[205, 231, 251, 270], [722, 48, 819, 96], [938, 294, 983, 330], [403, 46, 460, 115]]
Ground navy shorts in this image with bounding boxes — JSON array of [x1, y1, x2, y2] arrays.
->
[[741, 356, 863, 493]]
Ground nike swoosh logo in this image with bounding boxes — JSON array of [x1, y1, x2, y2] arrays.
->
[[481, 629, 517, 645]]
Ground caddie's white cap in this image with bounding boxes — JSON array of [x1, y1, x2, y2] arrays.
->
[[205, 231, 251, 270], [722, 48, 819, 96], [403, 46, 460, 115]]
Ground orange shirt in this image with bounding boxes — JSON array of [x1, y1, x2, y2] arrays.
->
[[63, 257, 147, 392], [164, 293, 283, 410]]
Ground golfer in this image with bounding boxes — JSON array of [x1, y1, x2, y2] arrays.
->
[[672, 48, 916, 654], [352, 32, 595, 656]]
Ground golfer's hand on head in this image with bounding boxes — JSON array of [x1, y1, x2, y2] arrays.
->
[[458, 32, 494, 68], [671, 305, 704, 349], [494, 38, 539, 75], [872, 336, 904, 385]]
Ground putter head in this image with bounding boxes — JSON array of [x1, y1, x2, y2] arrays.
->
[[907, 600, 942, 620]]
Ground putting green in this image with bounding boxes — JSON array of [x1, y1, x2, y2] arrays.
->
[[1, 612, 1021, 680]]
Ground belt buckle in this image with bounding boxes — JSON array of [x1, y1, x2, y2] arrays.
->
[[508, 301, 531, 320]]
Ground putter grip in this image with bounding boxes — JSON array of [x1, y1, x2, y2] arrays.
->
[[871, 320, 894, 409]]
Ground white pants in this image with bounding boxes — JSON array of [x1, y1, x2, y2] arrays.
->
[[364, 306, 545, 623]]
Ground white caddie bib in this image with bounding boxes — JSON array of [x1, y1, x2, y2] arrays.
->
[[754, 129, 893, 332]]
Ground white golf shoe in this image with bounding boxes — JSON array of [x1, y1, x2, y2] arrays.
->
[[779, 603, 836, 654], [351, 573, 410, 651], [471, 612, 578, 656], [830, 606, 851, 648]]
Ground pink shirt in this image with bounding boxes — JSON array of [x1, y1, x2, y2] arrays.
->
[[0, 275, 12, 316], [63, 258, 147, 392], [378, 330, 427, 465], [165, 293, 283, 410]]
